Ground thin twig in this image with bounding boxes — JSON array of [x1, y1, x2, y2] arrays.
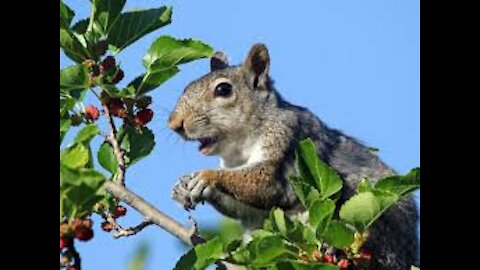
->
[[102, 103, 126, 186], [103, 181, 205, 246], [66, 240, 82, 270], [113, 220, 153, 238]]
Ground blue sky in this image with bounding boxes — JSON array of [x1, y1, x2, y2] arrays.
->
[[60, 1, 419, 269]]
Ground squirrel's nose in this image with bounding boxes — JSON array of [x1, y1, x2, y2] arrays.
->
[[168, 113, 185, 135]]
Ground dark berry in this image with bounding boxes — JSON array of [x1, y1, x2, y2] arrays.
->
[[101, 221, 114, 232], [90, 65, 100, 77], [111, 69, 124, 84], [134, 108, 153, 127], [135, 95, 152, 109], [74, 226, 94, 241], [109, 99, 126, 118], [85, 105, 100, 121], [100, 56, 116, 74], [115, 205, 127, 217]]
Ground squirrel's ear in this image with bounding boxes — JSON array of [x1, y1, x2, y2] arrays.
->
[[243, 43, 270, 90], [210, 51, 229, 71]]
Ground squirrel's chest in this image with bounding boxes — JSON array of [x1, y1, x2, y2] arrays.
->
[[219, 138, 265, 169]]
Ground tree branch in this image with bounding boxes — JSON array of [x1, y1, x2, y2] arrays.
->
[[103, 181, 205, 246], [102, 103, 126, 186], [112, 220, 153, 238]]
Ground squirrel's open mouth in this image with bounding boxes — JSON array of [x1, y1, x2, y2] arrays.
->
[[198, 137, 217, 155]]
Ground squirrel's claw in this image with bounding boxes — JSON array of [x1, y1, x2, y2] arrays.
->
[[172, 175, 196, 210], [172, 172, 211, 211]]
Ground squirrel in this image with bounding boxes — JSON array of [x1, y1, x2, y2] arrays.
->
[[169, 44, 419, 270]]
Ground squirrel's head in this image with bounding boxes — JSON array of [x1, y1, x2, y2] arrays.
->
[[168, 44, 273, 156]]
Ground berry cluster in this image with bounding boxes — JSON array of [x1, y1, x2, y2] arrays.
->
[[83, 54, 124, 87], [98, 205, 128, 233], [60, 218, 95, 269], [298, 244, 372, 269], [100, 92, 154, 127]]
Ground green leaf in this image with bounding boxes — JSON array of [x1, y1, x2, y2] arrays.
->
[[60, 118, 71, 145], [174, 237, 224, 270], [357, 178, 375, 193], [72, 19, 89, 34], [322, 220, 355, 249], [60, 28, 90, 63], [271, 208, 287, 235], [309, 199, 335, 235], [60, 143, 90, 169], [411, 266, 420, 270], [230, 245, 252, 265], [296, 139, 343, 200], [60, 165, 106, 217], [121, 126, 155, 166], [375, 168, 420, 196], [60, 1, 75, 28], [143, 35, 213, 71], [339, 192, 381, 231], [60, 65, 90, 91], [289, 176, 320, 208], [127, 242, 150, 270], [75, 124, 99, 144], [60, 165, 106, 190], [251, 235, 286, 266], [108, 7, 172, 54], [273, 261, 339, 270], [128, 67, 179, 96], [65, 183, 105, 217], [98, 142, 118, 174], [91, 0, 126, 35]]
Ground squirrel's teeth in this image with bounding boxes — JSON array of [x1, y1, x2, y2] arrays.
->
[[198, 137, 216, 153]]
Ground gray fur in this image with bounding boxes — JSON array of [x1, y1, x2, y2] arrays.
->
[[169, 44, 419, 269]]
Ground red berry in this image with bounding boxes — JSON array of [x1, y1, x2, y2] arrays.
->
[[74, 226, 94, 241], [100, 56, 116, 74], [67, 266, 77, 270], [109, 99, 126, 118], [360, 248, 372, 260], [322, 254, 334, 264], [85, 105, 100, 121], [115, 205, 127, 217], [60, 238, 67, 249], [134, 108, 154, 127], [101, 221, 114, 232], [337, 259, 349, 269], [111, 69, 124, 84]]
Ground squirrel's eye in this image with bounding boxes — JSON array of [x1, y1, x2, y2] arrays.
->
[[214, 82, 232, 97]]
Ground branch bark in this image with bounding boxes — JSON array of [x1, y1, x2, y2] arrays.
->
[[103, 181, 205, 246]]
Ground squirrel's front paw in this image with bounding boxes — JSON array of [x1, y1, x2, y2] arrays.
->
[[171, 171, 214, 210]]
